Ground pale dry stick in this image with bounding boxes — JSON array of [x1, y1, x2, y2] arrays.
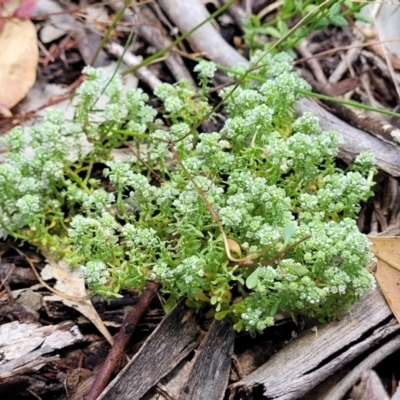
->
[[109, 2, 194, 83], [328, 39, 363, 85], [361, 49, 400, 84], [105, 42, 162, 90], [299, 39, 328, 85], [257, 0, 284, 20], [372, 15, 400, 101], [359, 57, 385, 110], [323, 335, 400, 400], [158, 0, 247, 68], [244, 0, 252, 19], [294, 37, 400, 65]]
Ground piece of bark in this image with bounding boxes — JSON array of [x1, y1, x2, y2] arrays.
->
[[322, 336, 400, 400], [85, 281, 159, 400], [97, 300, 200, 400], [178, 319, 234, 400], [0, 263, 37, 286], [159, 0, 400, 177], [0, 320, 84, 378], [229, 288, 399, 400], [0, 303, 40, 323]]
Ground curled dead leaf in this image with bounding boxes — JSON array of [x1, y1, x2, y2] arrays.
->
[[369, 236, 400, 324], [0, 18, 38, 110], [227, 238, 242, 258]]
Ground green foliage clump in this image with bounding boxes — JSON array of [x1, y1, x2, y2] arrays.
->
[[244, 0, 371, 53], [0, 53, 375, 331]]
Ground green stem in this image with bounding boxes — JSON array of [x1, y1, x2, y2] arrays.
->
[[112, 129, 152, 140], [83, 161, 94, 186], [205, 62, 400, 119], [66, 167, 91, 194], [90, 0, 129, 66]]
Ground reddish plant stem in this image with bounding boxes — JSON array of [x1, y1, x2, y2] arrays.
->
[[85, 280, 159, 400]]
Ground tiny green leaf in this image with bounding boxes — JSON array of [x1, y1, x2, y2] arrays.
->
[[329, 3, 341, 16], [215, 309, 230, 320], [354, 12, 373, 24], [269, 301, 280, 316], [163, 295, 177, 313], [329, 15, 347, 27], [246, 267, 260, 289], [262, 26, 282, 39], [277, 20, 289, 35], [283, 222, 296, 247], [287, 264, 310, 276]]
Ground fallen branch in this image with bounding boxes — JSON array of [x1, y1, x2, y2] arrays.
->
[[229, 288, 398, 400], [105, 42, 162, 90], [85, 280, 158, 400], [323, 335, 400, 400]]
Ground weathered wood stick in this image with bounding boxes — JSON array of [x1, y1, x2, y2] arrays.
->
[[229, 288, 399, 400], [97, 300, 201, 400], [178, 319, 234, 400]]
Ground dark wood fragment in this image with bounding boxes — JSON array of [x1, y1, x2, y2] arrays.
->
[[0, 375, 33, 399], [229, 288, 399, 400], [0, 263, 37, 286], [178, 318, 234, 400], [97, 300, 201, 400]]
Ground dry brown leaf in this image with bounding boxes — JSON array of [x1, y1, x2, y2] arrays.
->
[[227, 238, 242, 258], [0, 18, 38, 110], [369, 236, 400, 272], [369, 236, 400, 323], [41, 253, 114, 345]]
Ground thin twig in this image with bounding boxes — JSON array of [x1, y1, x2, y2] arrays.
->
[[0, 264, 15, 291], [85, 280, 159, 400], [105, 42, 162, 89], [294, 37, 400, 65], [11, 245, 86, 302]]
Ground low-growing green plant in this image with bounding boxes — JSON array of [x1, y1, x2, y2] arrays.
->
[[0, 52, 375, 332], [244, 0, 372, 54]]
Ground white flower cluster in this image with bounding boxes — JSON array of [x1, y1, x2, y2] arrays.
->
[[121, 224, 160, 248], [151, 255, 206, 296], [81, 261, 110, 286], [0, 52, 376, 333], [194, 60, 217, 88]]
